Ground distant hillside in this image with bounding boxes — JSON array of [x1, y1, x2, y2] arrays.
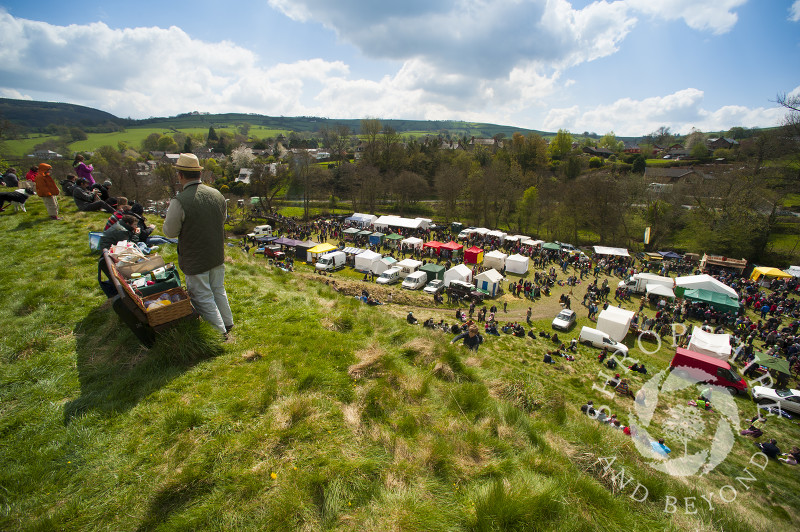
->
[[0, 98, 550, 138], [136, 112, 551, 138], [0, 98, 122, 129]]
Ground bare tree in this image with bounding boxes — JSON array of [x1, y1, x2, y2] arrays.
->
[[435, 163, 466, 222], [250, 163, 289, 214]]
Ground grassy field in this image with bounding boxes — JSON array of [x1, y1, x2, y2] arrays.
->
[[2, 125, 292, 157], [1, 199, 799, 530]]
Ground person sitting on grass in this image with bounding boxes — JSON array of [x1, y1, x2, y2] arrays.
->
[[615, 378, 634, 398], [651, 438, 671, 456], [104, 197, 130, 230], [485, 322, 500, 336], [756, 438, 781, 459], [543, 351, 555, 364], [580, 400, 595, 416], [406, 311, 418, 325], [779, 446, 800, 465], [450, 324, 484, 351], [73, 178, 115, 213], [740, 416, 765, 437]]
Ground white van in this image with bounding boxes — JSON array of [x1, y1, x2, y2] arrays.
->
[[401, 271, 427, 290], [247, 224, 272, 239], [579, 326, 629, 357], [376, 267, 403, 285], [315, 251, 346, 272]]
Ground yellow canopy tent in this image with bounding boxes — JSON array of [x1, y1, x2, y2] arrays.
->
[[307, 243, 338, 262], [750, 266, 793, 282]]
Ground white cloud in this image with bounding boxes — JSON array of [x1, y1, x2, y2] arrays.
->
[[790, 1, 800, 22], [626, 0, 747, 34], [269, 0, 636, 79], [543, 88, 786, 135], [0, 11, 352, 118]]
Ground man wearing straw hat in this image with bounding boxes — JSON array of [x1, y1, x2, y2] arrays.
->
[[163, 153, 234, 338]]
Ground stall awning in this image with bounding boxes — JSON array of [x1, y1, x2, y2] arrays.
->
[[751, 266, 793, 281], [341, 247, 364, 255], [440, 241, 463, 251], [343, 227, 361, 235], [646, 284, 675, 298], [753, 352, 792, 375], [273, 237, 304, 247], [385, 233, 403, 241], [594, 246, 630, 257], [308, 243, 338, 255], [658, 251, 682, 260], [683, 288, 740, 313], [543, 242, 560, 251], [423, 240, 443, 249]]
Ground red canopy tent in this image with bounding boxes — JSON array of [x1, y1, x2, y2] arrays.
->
[[440, 241, 464, 256], [423, 240, 443, 255], [464, 246, 484, 264]]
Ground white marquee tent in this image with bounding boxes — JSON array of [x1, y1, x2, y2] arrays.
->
[[687, 327, 731, 361], [483, 250, 508, 271], [345, 213, 377, 228], [400, 237, 424, 251], [646, 284, 675, 299], [444, 264, 473, 286], [596, 305, 635, 342], [676, 274, 738, 300], [505, 254, 530, 275], [354, 250, 382, 273], [373, 215, 430, 232], [594, 246, 630, 257]]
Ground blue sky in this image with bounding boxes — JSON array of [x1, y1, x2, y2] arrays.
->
[[0, 0, 798, 136]]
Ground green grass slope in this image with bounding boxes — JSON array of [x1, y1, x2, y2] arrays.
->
[[1, 198, 798, 530]]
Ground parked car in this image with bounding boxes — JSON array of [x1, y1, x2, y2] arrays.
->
[[423, 279, 445, 295], [261, 245, 285, 260], [579, 326, 629, 357], [552, 309, 577, 331], [751, 387, 800, 414], [447, 280, 485, 303]]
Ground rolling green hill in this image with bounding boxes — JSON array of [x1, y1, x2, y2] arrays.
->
[[0, 98, 122, 129], [0, 97, 548, 139], [1, 197, 799, 530]]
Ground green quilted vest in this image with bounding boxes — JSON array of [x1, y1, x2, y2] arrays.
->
[[175, 182, 226, 275]]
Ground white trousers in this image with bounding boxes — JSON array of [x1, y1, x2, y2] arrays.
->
[[185, 263, 233, 334]]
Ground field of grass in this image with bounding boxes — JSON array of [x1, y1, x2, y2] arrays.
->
[[3, 125, 293, 158], [1, 199, 800, 530]]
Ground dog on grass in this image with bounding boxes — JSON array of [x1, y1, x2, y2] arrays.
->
[[0, 188, 34, 213]]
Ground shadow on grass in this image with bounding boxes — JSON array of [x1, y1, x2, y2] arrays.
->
[[64, 305, 224, 424], [9, 218, 49, 231]]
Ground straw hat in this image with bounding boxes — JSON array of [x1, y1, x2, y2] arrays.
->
[[175, 153, 203, 171]]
